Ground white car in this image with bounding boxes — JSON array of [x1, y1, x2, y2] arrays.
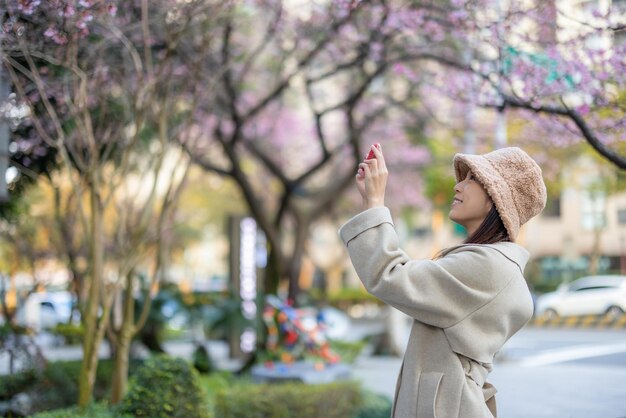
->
[[15, 291, 77, 331], [535, 275, 626, 319]]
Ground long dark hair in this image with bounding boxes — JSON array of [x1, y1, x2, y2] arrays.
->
[[463, 205, 510, 245], [433, 205, 510, 260]]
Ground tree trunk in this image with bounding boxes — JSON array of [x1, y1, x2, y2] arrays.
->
[[265, 247, 281, 296], [287, 256, 302, 304], [287, 219, 309, 304], [111, 273, 135, 404], [78, 186, 104, 407]]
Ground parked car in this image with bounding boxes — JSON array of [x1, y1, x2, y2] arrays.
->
[[15, 291, 77, 331], [535, 275, 626, 319]]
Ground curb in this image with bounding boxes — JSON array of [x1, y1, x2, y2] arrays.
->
[[529, 314, 626, 329]]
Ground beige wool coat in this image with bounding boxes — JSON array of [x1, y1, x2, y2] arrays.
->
[[338, 207, 534, 418]]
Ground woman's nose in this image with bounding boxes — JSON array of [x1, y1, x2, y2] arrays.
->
[[454, 181, 464, 193]]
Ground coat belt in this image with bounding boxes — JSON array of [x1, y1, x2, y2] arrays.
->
[[458, 355, 497, 401]]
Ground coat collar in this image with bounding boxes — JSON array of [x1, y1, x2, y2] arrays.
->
[[440, 242, 530, 274]]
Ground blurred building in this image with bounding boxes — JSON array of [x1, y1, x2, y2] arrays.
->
[[520, 155, 626, 287]]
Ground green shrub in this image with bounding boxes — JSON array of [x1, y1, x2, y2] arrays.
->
[[0, 369, 38, 401], [214, 381, 363, 418], [0, 323, 32, 339], [24, 359, 141, 414], [30, 359, 122, 412], [120, 355, 209, 418], [198, 371, 237, 393], [354, 390, 393, 418], [198, 371, 240, 414], [30, 402, 133, 418], [50, 323, 84, 345], [34, 360, 81, 409], [193, 344, 215, 374]]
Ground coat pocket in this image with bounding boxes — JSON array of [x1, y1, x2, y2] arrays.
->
[[416, 372, 444, 418]]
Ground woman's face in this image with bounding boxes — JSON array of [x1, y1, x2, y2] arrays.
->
[[449, 171, 493, 235]]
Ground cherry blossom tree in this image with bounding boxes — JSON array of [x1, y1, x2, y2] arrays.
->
[[1, 0, 229, 406], [183, 1, 432, 303], [384, 0, 626, 167], [3, 0, 624, 400], [184, 0, 626, 305]]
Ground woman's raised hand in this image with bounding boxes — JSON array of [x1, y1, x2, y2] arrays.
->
[[356, 144, 388, 210]]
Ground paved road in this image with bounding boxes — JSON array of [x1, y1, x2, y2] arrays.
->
[[352, 327, 626, 418], [494, 328, 626, 418]]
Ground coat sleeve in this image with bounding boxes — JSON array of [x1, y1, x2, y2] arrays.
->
[[338, 207, 511, 329]]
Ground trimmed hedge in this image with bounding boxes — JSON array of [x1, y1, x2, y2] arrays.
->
[[29, 359, 143, 412], [354, 390, 393, 418], [21, 357, 389, 418], [31, 402, 133, 418], [0, 359, 140, 414], [214, 381, 363, 418], [0, 369, 38, 401], [50, 323, 84, 345], [120, 355, 209, 418]]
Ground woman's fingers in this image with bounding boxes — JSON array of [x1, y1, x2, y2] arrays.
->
[[359, 162, 372, 176], [371, 144, 386, 171], [361, 145, 385, 173], [356, 144, 387, 209], [358, 144, 387, 180]]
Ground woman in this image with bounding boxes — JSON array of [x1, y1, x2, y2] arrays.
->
[[338, 145, 546, 418]]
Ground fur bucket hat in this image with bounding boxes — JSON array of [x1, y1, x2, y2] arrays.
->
[[453, 147, 547, 241]]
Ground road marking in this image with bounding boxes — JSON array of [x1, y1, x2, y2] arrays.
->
[[519, 341, 626, 367]]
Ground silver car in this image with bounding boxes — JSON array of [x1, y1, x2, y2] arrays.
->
[[535, 275, 626, 319]]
